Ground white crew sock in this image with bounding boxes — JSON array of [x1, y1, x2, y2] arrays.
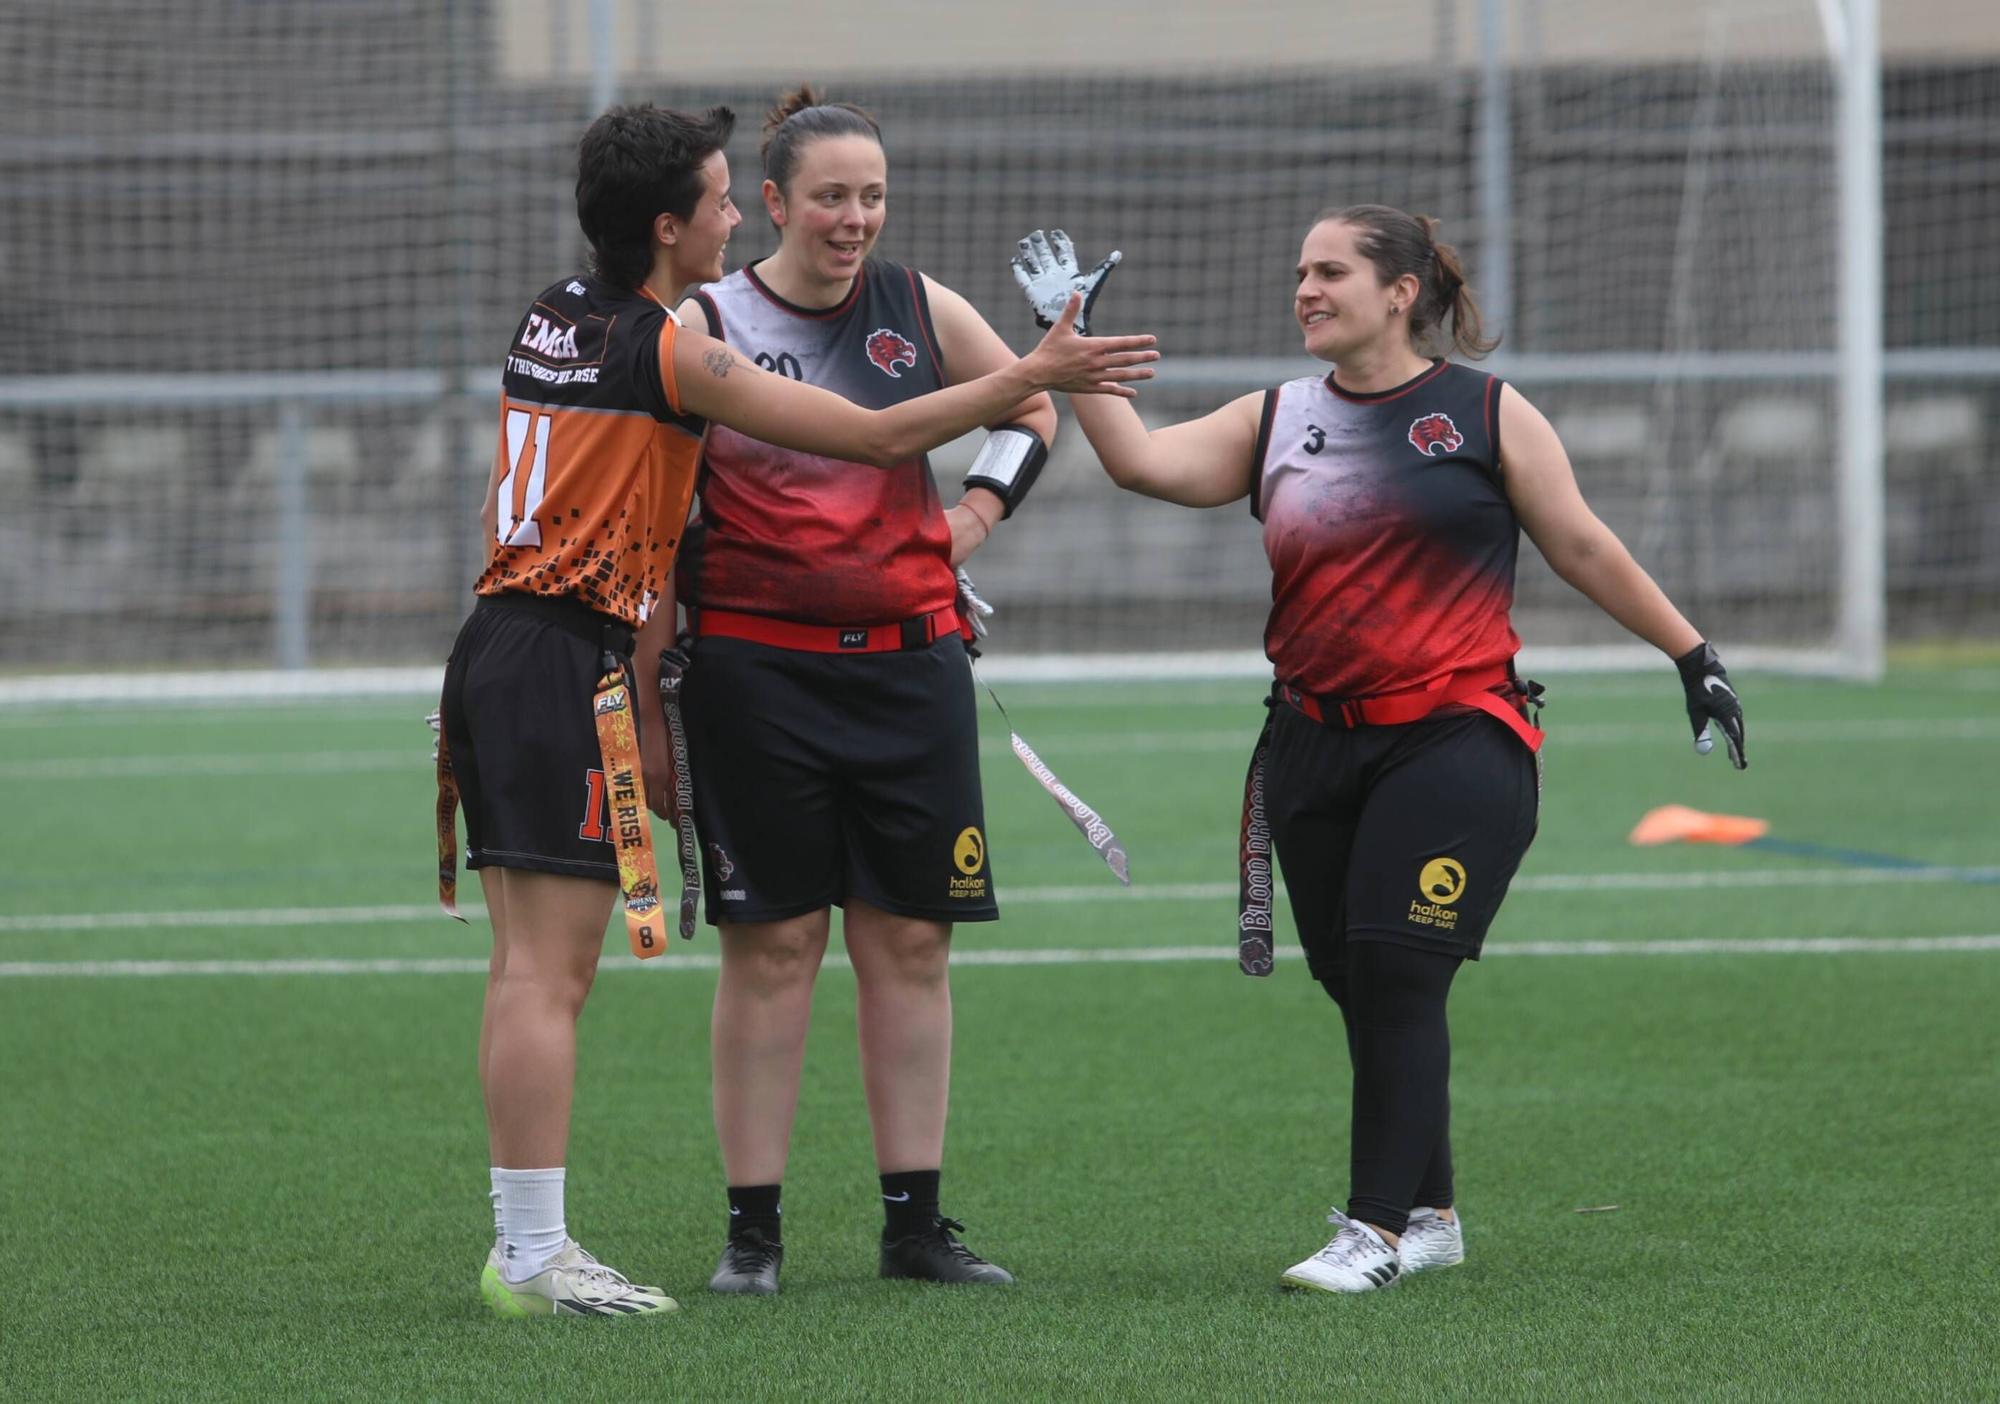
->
[[492, 1167, 567, 1283]]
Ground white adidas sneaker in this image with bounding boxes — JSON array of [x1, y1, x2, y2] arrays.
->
[[480, 1239, 679, 1319], [1398, 1207, 1465, 1273], [1280, 1209, 1403, 1293]]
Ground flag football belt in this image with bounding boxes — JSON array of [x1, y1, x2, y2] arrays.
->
[[653, 641, 701, 949], [436, 592, 688, 959], [692, 604, 969, 654], [1276, 664, 1545, 753], [1236, 664, 1545, 979]]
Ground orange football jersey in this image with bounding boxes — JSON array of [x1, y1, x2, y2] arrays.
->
[[475, 276, 705, 626]]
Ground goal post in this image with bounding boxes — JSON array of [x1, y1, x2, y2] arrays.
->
[[1836, 0, 1886, 681]]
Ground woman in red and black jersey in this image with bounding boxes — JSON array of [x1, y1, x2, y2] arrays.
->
[[1014, 209, 1748, 1293], [671, 88, 1056, 1294]]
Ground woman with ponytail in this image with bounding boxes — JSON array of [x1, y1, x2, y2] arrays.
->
[[672, 86, 1063, 1294], [1012, 207, 1748, 1293]]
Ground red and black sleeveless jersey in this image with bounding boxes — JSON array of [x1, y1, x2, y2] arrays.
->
[[474, 275, 706, 627], [677, 258, 957, 626], [1250, 359, 1520, 698]]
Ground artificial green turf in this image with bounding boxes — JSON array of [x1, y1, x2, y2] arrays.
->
[[2, 668, 1997, 1400]]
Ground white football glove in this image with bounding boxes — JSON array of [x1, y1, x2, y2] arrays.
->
[[1011, 229, 1122, 335], [426, 707, 441, 762]]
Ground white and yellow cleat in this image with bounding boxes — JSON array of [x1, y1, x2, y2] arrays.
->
[[480, 1239, 679, 1319], [1397, 1207, 1465, 1273], [1280, 1209, 1402, 1293]]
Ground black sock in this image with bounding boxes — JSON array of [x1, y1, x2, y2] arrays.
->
[[879, 1169, 941, 1238], [727, 1183, 782, 1242]]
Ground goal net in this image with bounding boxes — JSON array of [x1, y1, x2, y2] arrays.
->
[[2, 0, 1992, 692]]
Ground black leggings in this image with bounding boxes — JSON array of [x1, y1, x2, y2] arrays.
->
[[1319, 940, 1461, 1237]]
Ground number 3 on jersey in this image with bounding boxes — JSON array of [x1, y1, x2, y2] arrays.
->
[[496, 407, 551, 546]]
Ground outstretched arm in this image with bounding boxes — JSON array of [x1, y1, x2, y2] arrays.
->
[[671, 296, 1154, 468], [1011, 228, 1257, 507], [1067, 390, 1263, 507]]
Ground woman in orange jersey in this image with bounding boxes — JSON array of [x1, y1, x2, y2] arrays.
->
[[438, 102, 1155, 1321], [1012, 212, 1745, 1295]]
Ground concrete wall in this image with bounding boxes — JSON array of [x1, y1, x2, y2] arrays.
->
[[498, 0, 2000, 82]]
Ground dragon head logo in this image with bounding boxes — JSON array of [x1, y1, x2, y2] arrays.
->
[[865, 327, 919, 379], [1408, 412, 1464, 457]]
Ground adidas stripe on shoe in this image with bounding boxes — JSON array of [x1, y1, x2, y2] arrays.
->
[[479, 1239, 679, 1319], [1280, 1209, 1403, 1294]]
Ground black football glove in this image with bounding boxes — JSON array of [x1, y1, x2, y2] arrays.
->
[[1674, 641, 1747, 770], [1011, 229, 1122, 334]]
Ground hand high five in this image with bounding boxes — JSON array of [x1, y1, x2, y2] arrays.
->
[[1013, 229, 1124, 335], [1018, 289, 1157, 398]]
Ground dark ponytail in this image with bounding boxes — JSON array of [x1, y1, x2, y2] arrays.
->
[[1319, 204, 1500, 359], [759, 83, 883, 199]]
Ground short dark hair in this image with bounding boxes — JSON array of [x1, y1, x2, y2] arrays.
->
[[575, 103, 737, 289], [760, 83, 882, 209], [1317, 204, 1500, 359]]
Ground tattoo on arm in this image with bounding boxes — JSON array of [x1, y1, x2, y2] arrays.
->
[[702, 347, 735, 380]]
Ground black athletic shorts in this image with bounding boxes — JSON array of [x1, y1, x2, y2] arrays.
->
[[440, 592, 637, 882], [1266, 699, 1539, 974], [680, 633, 997, 926]]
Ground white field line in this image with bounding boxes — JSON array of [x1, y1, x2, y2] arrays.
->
[[0, 751, 419, 779], [5, 934, 2000, 979], [5, 663, 1996, 724], [7, 715, 2000, 780], [4, 862, 1998, 937], [1011, 719, 2000, 749], [0, 904, 454, 933], [1, 644, 1905, 709]]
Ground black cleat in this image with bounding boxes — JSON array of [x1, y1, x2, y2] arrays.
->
[[708, 1228, 783, 1295], [879, 1216, 1014, 1285]]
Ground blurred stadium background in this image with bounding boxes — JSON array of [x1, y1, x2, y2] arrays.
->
[[0, 0, 1994, 681]]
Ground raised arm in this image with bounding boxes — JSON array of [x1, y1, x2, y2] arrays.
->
[[672, 296, 1153, 468], [1067, 390, 1263, 507], [1010, 228, 1257, 507]]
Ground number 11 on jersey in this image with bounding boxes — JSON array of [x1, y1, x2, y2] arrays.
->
[[496, 407, 551, 546]]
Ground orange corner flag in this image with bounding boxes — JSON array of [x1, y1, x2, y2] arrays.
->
[[1629, 804, 1771, 847]]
